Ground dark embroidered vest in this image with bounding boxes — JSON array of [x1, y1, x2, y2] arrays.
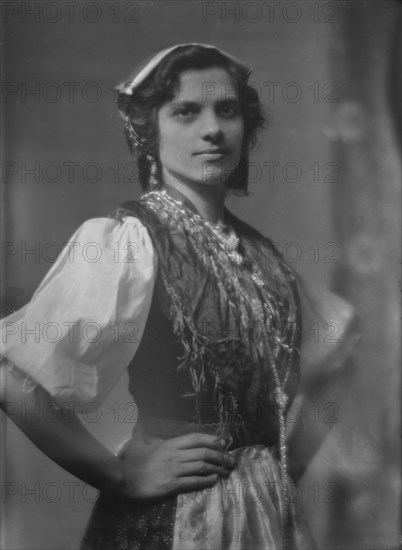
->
[[109, 186, 302, 448]]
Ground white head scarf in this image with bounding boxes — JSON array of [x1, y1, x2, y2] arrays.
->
[[115, 42, 251, 98]]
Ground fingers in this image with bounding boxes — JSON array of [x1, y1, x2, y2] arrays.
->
[[172, 432, 227, 451], [177, 460, 230, 478], [175, 474, 219, 493], [178, 447, 236, 469]]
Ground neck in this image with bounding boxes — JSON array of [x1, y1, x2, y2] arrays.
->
[[161, 171, 226, 225]]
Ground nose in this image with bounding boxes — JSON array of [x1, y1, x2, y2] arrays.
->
[[200, 110, 223, 142]]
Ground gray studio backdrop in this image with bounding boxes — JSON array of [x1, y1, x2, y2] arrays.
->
[[1, 1, 400, 549]]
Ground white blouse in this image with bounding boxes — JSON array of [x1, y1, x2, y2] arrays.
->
[[0, 216, 157, 409], [0, 215, 357, 409]]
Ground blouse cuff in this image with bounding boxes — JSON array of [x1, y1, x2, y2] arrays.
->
[[1, 355, 38, 394]]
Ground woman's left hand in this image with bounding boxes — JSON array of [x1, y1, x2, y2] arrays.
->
[[115, 432, 236, 501]]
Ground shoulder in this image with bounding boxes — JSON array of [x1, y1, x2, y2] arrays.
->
[[225, 208, 278, 252], [71, 214, 154, 249], [41, 214, 157, 282], [225, 208, 266, 239], [225, 208, 293, 273]]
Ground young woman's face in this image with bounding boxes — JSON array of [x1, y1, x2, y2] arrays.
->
[[157, 67, 244, 188]]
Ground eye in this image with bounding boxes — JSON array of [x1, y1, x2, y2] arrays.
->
[[175, 107, 197, 117], [219, 103, 240, 118]]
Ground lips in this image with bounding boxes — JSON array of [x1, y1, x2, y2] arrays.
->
[[194, 149, 229, 161], [194, 148, 228, 155]]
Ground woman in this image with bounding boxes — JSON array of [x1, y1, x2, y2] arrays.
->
[[0, 44, 356, 549]]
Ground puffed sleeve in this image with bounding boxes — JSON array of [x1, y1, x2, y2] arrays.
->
[[0, 216, 157, 409], [296, 274, 360, 381]]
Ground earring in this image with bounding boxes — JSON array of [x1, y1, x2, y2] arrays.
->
[[125, 119, 145, 150], [147, 154, 161, 191]]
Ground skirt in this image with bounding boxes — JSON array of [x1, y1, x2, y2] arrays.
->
[[80, 418, 312, 550]]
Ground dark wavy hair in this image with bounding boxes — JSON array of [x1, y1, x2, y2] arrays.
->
[[117, 44, 266, 194]]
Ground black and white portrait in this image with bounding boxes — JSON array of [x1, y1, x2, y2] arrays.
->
[[0, 1, 400, 549]]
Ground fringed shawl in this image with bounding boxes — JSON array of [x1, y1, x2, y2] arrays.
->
[[109, 186, 302, 447]]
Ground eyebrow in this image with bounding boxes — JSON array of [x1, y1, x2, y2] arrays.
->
[[168, 98, 241, 108], [169, 100, 200, 108]]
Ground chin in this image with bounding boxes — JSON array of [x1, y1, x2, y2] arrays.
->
[[194, 176, 227, 187], [198, 166, 232, 186]]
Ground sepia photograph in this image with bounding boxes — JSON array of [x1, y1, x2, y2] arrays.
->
[[0, 1, 400, 549]]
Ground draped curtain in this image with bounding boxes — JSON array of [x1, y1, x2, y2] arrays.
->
[[307, 3, 401, 548]]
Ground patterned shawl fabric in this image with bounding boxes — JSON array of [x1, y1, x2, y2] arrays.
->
[[113, 186, 302, 445]]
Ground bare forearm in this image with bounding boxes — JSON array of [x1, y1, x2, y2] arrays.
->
[[287, 394, 335, 484], [287, 358, 355, 484], [0, 365, 125, 494]]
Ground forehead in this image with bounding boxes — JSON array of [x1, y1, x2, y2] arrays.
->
[[172, 67, 238, 102]]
